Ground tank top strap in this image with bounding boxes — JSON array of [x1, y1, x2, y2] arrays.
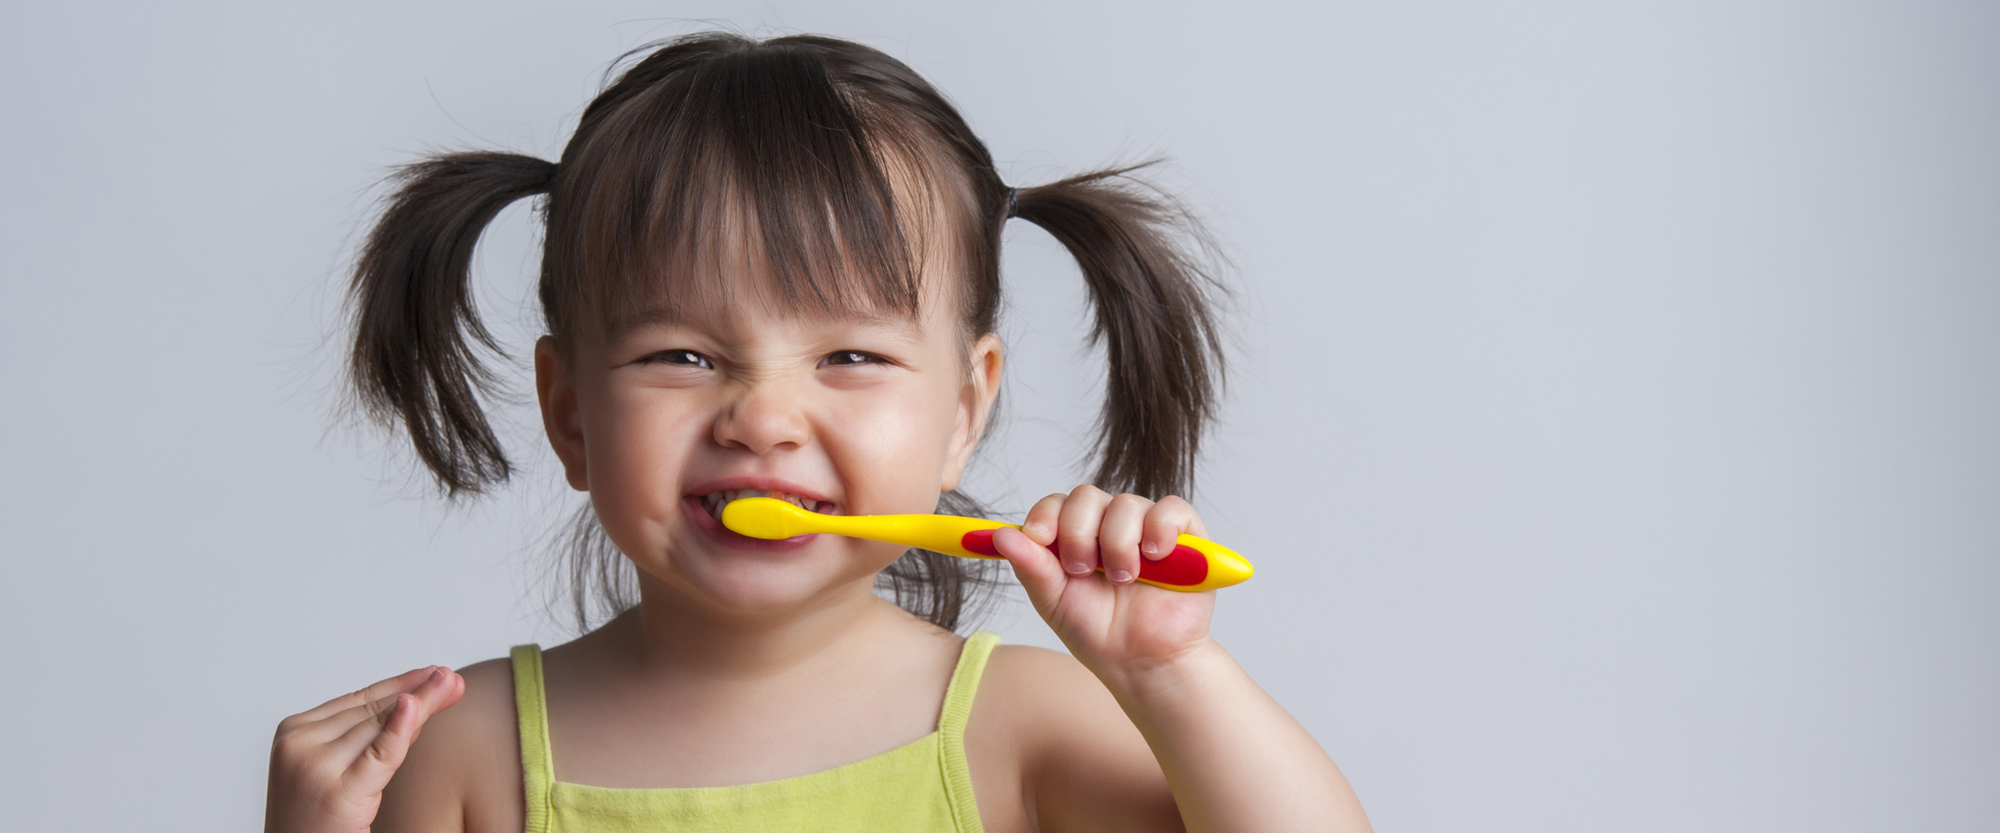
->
[[509, 644, 555, 833], [937, 631, 1001, 831]]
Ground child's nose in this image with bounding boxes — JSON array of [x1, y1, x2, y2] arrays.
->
[[712, 379, 811, 454]]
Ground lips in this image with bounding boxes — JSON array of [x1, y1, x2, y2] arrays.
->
[[680, 479, 837, 552]]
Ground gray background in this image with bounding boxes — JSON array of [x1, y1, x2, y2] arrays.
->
[[2, 1, 1995, 830]]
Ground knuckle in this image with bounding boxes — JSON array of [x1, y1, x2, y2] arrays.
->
[[364, 739, 398, 767], [1055, 502, 1091, 527], [1058, 518, 1096, 539], [272, 728, 310, 758]]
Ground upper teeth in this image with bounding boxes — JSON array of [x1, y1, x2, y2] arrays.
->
[[703, 489, 824, 517]]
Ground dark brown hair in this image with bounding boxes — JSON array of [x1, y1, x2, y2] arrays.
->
[[346, 33, 1224, 632]]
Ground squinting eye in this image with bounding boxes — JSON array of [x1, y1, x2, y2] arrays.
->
[[644, 349, 712, 369], [821, 350, 879, 367]]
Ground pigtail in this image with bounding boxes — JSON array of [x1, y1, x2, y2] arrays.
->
[[1011, 165, 1226, 499], [347, 151, 559, 496]]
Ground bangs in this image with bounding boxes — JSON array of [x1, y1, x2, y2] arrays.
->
[[349, 30, 1214, 633], [542, 38, 969, 339]]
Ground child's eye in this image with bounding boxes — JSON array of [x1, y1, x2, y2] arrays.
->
[[820, 350, 883, 367], [642, 349, 713, 369]]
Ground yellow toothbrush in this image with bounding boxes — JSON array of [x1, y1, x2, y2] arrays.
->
[[720, 497, 1253, 591]]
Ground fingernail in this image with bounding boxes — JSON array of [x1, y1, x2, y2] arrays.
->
[[1141, 541, 1159, 555], [426, 668, 445, 684], [1066, 561, 1092, 575], [1110, 570, 1133, 583], [1025, 522, 1049, 539]]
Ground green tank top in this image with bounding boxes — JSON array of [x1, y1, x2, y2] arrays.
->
[[509, 632, 998, 833]]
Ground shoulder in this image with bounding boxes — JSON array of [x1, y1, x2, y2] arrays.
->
[[973, 644, 1133, 760], [979, 644, 1115, 715], [967, 644, 1180, 832], [375, 655, 525, 833]]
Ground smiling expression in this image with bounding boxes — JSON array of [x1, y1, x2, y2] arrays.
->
[[536, 274, 1002, 617]]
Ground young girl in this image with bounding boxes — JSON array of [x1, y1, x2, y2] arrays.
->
[[266, 32, 1370, 833]]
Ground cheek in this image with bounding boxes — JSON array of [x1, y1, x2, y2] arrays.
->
[[821, 377, 965, 513], [579, 387, 704, 519]]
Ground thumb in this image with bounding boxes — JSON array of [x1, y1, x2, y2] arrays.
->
[[992, 526, 1068, 617]]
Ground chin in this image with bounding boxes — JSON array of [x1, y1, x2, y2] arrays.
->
[[638, 538, 891, 617], [696, 567, 847, 614]]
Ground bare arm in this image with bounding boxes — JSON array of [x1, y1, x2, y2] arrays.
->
[[971, 646, 1184, 833], [1099, 638, 1368, 832], [991, 486, 1370, 833]]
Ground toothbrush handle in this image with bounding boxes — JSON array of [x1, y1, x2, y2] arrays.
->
[[786, 509, 1252, 592], [956, 528, 1251, 592]]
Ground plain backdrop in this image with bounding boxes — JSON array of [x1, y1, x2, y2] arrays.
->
[[2, 1, 1996, 830]]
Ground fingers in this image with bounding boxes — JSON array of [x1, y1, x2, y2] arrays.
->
[[1022, 493, 1067, 547], [267, 665, 464, 833], [1055, 485, 1113, 578], [1097, 493, 1153, 585], [328, 692, 417, 796], [1015, 486, 1209, 590], [342, 670, 465, 794], [281, 667, 444, 749], [283, 666, 439, 729], [992, 526, 1066, 615], [324, 667, 461, 763], [1141, 496, 1206, 562]]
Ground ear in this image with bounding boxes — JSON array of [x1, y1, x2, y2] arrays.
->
[[941, 333, 1005, 492], [534, 336, 590, 491]]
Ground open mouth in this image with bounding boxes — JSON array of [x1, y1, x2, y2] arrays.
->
[[696, 489, 837, 521]]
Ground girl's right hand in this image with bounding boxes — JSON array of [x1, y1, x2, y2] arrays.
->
[[265, 666, 466, 833]]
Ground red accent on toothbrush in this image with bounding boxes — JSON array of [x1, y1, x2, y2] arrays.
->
[[959, 529, 1209, 586]]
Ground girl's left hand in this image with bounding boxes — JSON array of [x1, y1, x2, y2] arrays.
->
[[990, 485, 1217, 687]]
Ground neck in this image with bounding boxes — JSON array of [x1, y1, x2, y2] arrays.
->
[[609, 573, 901, 680]]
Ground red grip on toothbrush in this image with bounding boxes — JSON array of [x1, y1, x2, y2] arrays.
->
[[959, 529, 1210, 586]]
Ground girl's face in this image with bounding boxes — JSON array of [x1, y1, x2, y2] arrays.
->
[[535, 273, 1002, 617]]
